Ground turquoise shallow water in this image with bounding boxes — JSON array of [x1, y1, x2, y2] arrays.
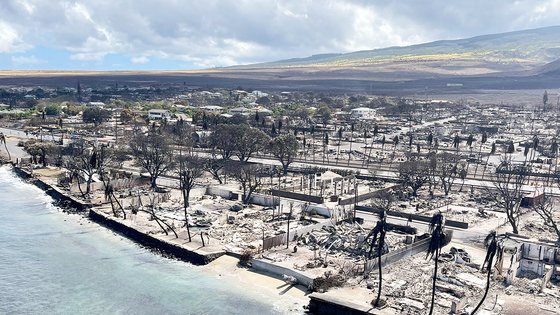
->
[[0, 167, 285, 315]]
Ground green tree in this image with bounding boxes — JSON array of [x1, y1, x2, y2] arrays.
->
[[45, 104, 61, 116], [269, 134, 299, 175], [316, 104, 332, 128], [82, 107, 111, 126], [234, 126, 271, 162]]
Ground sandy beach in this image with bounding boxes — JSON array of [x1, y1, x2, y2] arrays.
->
[[203, 255, 309, 314]]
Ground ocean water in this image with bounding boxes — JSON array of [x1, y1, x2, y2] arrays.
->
[[0, 166, 288, 315]]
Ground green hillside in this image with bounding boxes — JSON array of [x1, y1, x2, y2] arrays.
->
[[248, 26, 560, 69]]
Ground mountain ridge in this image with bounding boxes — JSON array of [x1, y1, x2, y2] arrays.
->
[[237, 25, 560, 73]]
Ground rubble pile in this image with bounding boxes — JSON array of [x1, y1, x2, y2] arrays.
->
[[379, 247, 493, 313], [296, 222, 412, 261]]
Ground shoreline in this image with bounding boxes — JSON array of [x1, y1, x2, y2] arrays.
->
[[7, 163, 227, 266], [2, 155, 380, 314], [3, 163, 316, 314]]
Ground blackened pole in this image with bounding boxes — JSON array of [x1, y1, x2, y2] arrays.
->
[[286, 202, 293, 249]]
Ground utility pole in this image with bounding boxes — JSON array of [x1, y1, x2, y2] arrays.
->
[[354, 179, 358, 222], [114, 110, 118, 144], [286, 202, 293, 249]]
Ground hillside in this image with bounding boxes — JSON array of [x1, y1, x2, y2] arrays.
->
[[239, 26, 560, 77]]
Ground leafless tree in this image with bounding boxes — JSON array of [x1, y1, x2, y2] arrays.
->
[[434, 152, 461, 196], [227, 163, 266, 204], [0, 132, 11, 161], [63, 140, 99, 195], [203, 146, 228, 184], [177, 153, 205, 241], [489, 157, 527, 234], [129, 130, 175, 189], [370, 190, 395, 212], [533, 193, 560, 243], [398, 160, 430, 197], [98, 145, 128, 219], [137, 191, 178, 238]]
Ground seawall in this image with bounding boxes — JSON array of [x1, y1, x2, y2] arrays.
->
[[9, 165, 224, 266], [12, 166, 91, 211], [88, 209, 224, 265]]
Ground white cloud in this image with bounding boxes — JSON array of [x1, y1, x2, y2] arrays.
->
[[0, 20, 29, 53], [0, 0, 559, 68]]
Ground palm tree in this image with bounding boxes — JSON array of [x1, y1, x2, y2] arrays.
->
[[365, 211, 388, 308], [366, 129, 381, 168], [453, 134, 461, 154], [528, 135, 539, 184], [531, 135, 539, 163], [324, 131, 330, 164], [473, 132, 487, 177], [380, 135, 386, 162], [547, 139, 558, 186], [389, 135, 399, 167], [471, 231, 503, 314], [465, 134, 475, 174], [0, 132, 11, 161], [481, 142, 496, 179], [310, 125, 316, 162], [348, 123, 355, 165], [426, 212, 446, 315], [302, 131, 307, 162], [336, 126, 343, 165], [427, 132, 433, 152], [362, 128, 369, 167]]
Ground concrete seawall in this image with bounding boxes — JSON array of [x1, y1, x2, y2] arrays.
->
[[9, 165, 224, 266], [88, 209, 224, 265], [12, 166, 91, 211]]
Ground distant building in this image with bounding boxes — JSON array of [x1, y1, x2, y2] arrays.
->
[[200, 105, 224, 113], [87, 101, 106, 107], [148, 109, 171, 120], [350, 107, 375, 120], [229, 107, 252, 115]]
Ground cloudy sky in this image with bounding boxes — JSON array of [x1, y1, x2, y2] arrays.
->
[[1, 0, 559, 70]]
